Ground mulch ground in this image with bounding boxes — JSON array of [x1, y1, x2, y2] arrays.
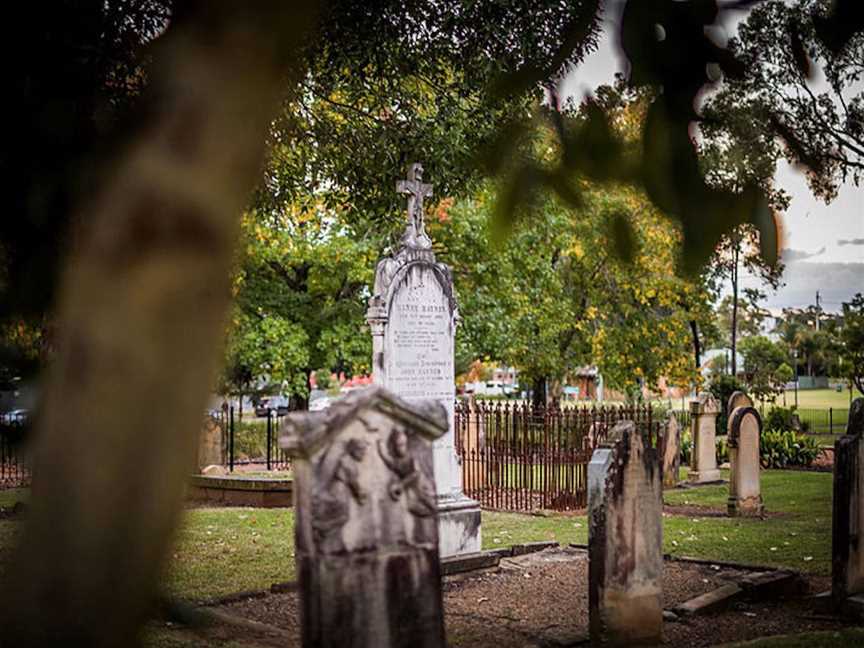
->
[[161, 547, 855, 647]]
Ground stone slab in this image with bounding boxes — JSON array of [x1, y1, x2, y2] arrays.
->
[[510, 541, 560, 556], [738, 570, 807, 600], [673, 583, 743, 616], [440, 551, 501, 576]]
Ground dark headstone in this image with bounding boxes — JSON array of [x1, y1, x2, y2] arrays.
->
[[281, 386, 448, 648], [588, 421, 663, 645], [832, 398, 864, 611]]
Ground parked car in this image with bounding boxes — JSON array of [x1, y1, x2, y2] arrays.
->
[[309, 396, 332, 412], [255, 396, 291, 417]]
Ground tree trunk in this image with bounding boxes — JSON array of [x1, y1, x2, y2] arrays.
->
[[689, 319, 701, 373], [0, 5, 319, 646], [531, 376, 548, 410], [730, 240, 740, 378]]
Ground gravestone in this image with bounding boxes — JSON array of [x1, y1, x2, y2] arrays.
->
[[280, 386, 447, 648], [688, 393, 721, 483], [662, 416, 682, 489], [588, 420, 663, 645], [727, 392, 763, 517], [832, 398, 864, 611], [197, 414, 225, 471], [366, 162, 481, 557]]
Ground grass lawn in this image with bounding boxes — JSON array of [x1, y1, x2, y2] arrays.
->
[[482, 469, 833, 576], [0, 468, 835, 601], [779, 387, 862, 410]]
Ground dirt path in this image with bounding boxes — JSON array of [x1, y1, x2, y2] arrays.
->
[[155, 548, 853, 647]]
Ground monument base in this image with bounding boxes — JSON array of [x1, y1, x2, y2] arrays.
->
[[688, 469, 722, 484], [437, 493, 482, 558], [728, 496, 764, 517]]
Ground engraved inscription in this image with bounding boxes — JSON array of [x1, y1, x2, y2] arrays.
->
[[386, 272, 454, 407]]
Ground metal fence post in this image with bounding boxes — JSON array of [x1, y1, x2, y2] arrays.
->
[[229, 405, 235, 473], [266, 410, 273, 471]]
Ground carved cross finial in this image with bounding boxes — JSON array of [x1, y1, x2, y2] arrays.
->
[[396, 162, 433, 249]]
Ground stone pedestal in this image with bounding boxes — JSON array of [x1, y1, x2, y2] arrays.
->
[[280, 387, 448, 648], [833, 398, 864, 612], [366, 163, 481, 557], [588, 421, 663, 646], [727, 392, 763, 517], [688, 393, 721, 483]]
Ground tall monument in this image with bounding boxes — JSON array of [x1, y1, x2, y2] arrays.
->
[[366, 163, 481, 557]]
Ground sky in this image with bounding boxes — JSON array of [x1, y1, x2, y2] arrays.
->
[[561, 2, 863, 314]]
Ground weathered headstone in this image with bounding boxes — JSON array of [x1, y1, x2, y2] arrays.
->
[[280, 386, 447, 648], [688, 393, 721, 483], [588, 421, 663, 645], [727, 391, 763, 517], [366, 162, 481, 557], [662, 416, 682, 489], [196, 415, 225, 472], [832, 398, 864, 611]]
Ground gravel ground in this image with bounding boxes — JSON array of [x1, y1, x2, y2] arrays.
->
[[193, 548, 852, 647]]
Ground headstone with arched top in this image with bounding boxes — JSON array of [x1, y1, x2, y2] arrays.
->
[[727, 392, 763, 517]]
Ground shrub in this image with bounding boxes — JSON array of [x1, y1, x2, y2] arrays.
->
[[759, 429, 822, 469], [681, 429, 692, 465], [709, 374, 746, 435], [764, 407, 799, 434], [716, 435, 729, 464]]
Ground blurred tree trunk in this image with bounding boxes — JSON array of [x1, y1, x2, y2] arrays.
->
[[0, 3, 318, 646]]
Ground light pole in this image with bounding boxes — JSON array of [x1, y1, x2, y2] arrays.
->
[[793, 348, 799, 409]]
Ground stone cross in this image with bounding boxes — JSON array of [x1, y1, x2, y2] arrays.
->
[[588, 421, 663, 645], [367, 161, 481, 558], [688, 393, 721, 483], [397, 162, 433, 249], [832, 397, 864, 612], [726, 391, 763, 517], [280, 386, 447, 648]]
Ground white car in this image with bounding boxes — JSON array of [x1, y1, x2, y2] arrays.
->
[[309, 397, 332, 412]]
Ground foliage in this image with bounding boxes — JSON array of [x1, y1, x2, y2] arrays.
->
[[839, 293, 864, 393], [262, 0, 602, 233], [709, 374, 747, 434], [762, 407, 801, 432], [222, 209, 376, 403], [705, 0, 864, 203], [435, 180, 701, 398], [760, 429, 822, 469], [739, 335, 791, 404]]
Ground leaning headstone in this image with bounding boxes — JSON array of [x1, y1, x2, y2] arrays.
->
[[280, 386, 447, 648], [832, 398, 864, 611], [662, 416, 682, 489], [727, 392, 763, 517], [588, 421, 663, 645], [688, 393, 721, 483], [366, 162, 481, 557]]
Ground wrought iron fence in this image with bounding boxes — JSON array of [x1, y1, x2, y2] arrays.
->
[[0, 424, 30, 488], [455, 400, 660, 512], [790, 407, 849, 437], [224, 407, 292, 472]]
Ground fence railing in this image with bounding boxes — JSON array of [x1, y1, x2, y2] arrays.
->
[[224, 407, 292, 472], [0, 425, 30, 488], [789, 407, 848, 437], [455, 401, 660, 512]]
